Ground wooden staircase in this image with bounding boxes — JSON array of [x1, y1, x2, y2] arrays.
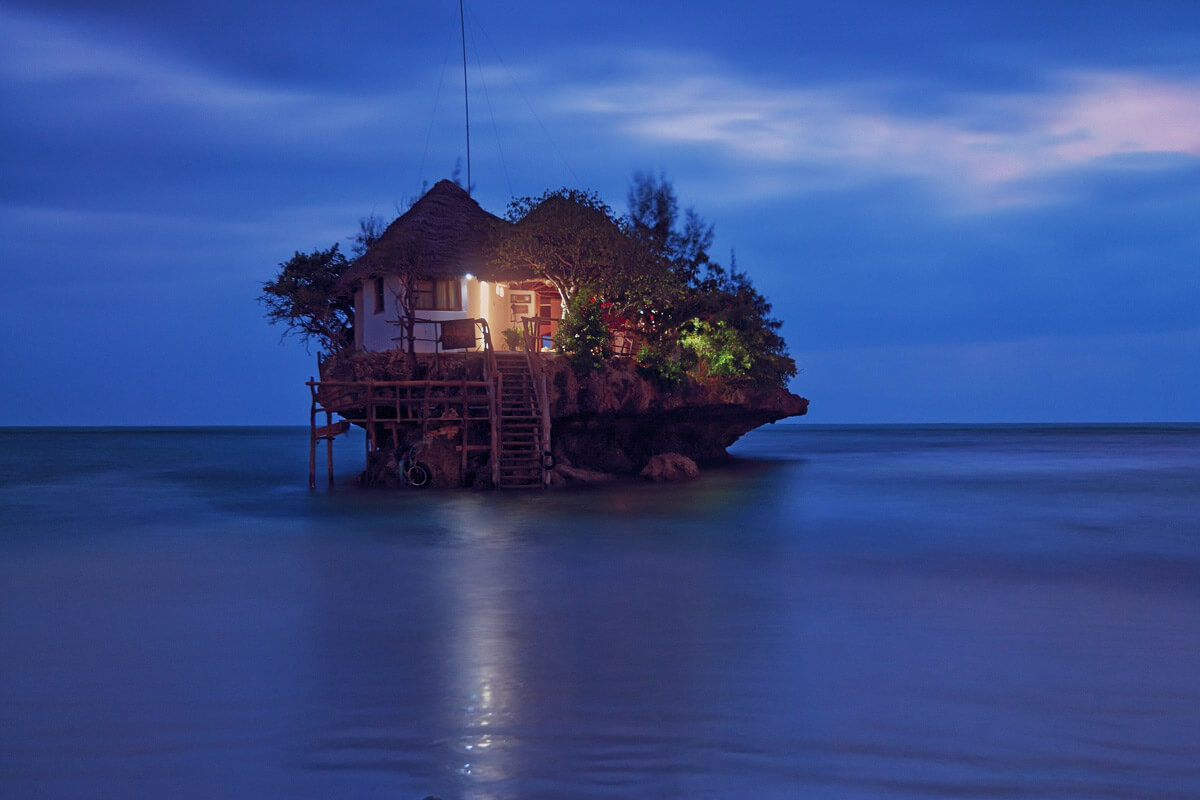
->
[[493, 352, 545, 488]]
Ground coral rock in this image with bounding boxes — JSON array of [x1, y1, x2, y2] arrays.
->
[[640, 453, 700, 482]]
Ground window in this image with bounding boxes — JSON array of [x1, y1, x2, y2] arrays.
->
[[373, 277, 385, 314], [412, 278, 462, 311]]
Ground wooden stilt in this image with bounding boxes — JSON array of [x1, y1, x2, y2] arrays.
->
[[325, 409, 335, 486], [306, 325, 530, 489], [308, 377, 318, 490]]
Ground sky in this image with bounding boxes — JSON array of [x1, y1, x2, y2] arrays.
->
[[2, 0, 1198, 424]]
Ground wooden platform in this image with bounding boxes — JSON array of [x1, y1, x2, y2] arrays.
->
[[306, 353, 550, 489]]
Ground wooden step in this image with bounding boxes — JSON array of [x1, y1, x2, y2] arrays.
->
[[492, 352, 548, 488]]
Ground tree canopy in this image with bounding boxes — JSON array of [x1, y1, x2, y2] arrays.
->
[[486, 174, 797, 388], [259, 243, 353, 354], [493, 189, 636, 304], [624, 173, 797, 388]]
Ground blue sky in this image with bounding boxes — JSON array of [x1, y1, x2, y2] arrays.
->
[[2, 0, 1198, 424]]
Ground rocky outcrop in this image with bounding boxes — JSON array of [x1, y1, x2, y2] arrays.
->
[[331, 351, 808, 487], [640, 453, 700, 482], [540, 355, 807, 475], [548, 462, 618, 487]]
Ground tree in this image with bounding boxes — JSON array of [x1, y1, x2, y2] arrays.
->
[[685, 254, 796, 385], [628, 171, 714, 285], [350, 213, 388, 258], [259, 244, 353, 353], [553, 288, 613, 370], [625, 172, 796, 388], [494, 187, 686, 341], [381, 237, 424, 374], [628, 170, 677, 252], [494, 188, 627, 307]]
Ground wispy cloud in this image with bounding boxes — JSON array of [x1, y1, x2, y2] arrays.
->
[[556, 52, 1200, 206], [6, 5, 1198, 211], [0, 6, 400, 143]]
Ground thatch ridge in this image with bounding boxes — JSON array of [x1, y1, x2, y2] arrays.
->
[[336, 179, 520, 293]]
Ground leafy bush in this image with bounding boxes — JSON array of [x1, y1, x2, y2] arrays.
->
[[635, 342, 688, 387], [679, 319, 754, 380], [501, 327, 525, 351], [554, 290, 612, 370]]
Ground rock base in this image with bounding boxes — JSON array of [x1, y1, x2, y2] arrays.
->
[[641, 453, 700, 482]]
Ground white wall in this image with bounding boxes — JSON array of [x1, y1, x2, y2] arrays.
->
[[355, 275, 554, 352], [479, 280, 525, 350], [358, 275, 473, 353]]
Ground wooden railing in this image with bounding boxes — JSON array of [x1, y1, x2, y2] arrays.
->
[[520, 315, 559, 353], [520, 317, 554, 487], [388, 317, 496, 376]]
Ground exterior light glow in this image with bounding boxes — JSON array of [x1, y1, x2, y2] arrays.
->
[[464, 273, 475, 281]]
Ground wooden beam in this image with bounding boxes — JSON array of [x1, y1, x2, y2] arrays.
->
[[313, 420, 350, 439]]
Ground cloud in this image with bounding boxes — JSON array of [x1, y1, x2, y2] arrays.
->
[[0, 6, 403, 146], [556, 52, 1200, 207], [1043, 72, 1200, 160]]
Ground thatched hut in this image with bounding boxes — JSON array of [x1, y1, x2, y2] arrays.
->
[[337, 179, 560, 353]]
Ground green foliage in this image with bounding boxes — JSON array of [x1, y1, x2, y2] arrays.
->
[[628, 171, 714, 286], [679, 319, 755, 379], [688, 256, 797, 386], [259, 243, 353, 353], [501, 327, 525, 351], [626, 173, 797, 389], [628, 170, 678, 251], [494, 187, 683, 335], [635, 341, 689, 387], [496, 188, 624, 306], [554, 290, 612, 371]]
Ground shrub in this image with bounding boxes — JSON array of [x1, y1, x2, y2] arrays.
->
[[679, 319, 754, 380], [635, 341, 689, 387], [554, 290, 612, 371], [501, 327, 525, 351]]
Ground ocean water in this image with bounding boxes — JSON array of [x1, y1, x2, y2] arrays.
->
[[1, 424, 1198, 799]]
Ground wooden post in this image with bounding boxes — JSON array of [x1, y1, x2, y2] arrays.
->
[[490, 373, 502, 486], [325, 409, 335, 487], [541, 371, 551, 487], [421, 380, 431, 440], [460, 378, 468, 484], [308, 378, 318, 490]]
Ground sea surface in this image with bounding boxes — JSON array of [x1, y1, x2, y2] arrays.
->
[[1, 424, 1198, 799]]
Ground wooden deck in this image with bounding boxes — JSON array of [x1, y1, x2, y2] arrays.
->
[[306, 317, 555, 489]]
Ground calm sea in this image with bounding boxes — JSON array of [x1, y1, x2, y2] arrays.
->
[[1, 424, 1198, 799]]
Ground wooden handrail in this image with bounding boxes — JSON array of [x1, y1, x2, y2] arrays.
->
[[517, 318, 554, 487]]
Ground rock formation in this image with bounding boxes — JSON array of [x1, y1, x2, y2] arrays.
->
[[324, 350, 808, 487], [540, 355, 807, 477], [640, 453, 700, 482]]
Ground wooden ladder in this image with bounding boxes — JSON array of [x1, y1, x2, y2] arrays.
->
[[493, 352, 544, 488]]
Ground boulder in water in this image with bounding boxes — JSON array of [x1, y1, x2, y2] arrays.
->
[[640, 453, 700, 482]]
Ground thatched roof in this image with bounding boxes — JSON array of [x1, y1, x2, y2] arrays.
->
[[336, 179, 522, 293]]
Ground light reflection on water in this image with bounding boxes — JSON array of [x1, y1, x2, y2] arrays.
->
[[0, 425, 1199, 798], [441, 497, 518, 796]]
